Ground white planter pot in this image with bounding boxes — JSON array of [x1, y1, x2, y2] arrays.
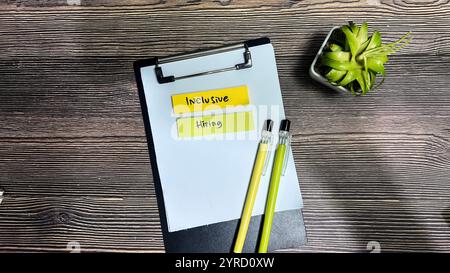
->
[[309, 26, 350, 93]]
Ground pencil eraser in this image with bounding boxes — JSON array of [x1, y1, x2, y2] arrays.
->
[[280, 119, 291, 132], [264, 119, 274, 132]]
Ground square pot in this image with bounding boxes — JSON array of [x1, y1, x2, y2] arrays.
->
[[309, 26, 350, 93]]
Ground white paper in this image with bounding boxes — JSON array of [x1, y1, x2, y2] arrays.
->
[[140, 43, 303, 232]]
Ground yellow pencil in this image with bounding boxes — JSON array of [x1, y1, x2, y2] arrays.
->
[[234, 120, 273, 253]]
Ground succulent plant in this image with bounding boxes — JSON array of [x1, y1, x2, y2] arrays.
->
[[319, 22, 411, 95]]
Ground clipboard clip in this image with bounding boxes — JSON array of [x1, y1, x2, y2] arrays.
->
[[155, 44, 253, 84]]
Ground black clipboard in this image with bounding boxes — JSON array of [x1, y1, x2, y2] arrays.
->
[[133, 37, 307, 253]]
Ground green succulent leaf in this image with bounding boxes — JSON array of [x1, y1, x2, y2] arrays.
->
[[329, 43, 343, 52], [356, 39, 370, 56], [366, 56, 387, 75], [358, 31, 411, 61], [369, 70, 377, 89], [366, 31, 382, 50], [355, 70, 367, 95], [356, 22, 368, 48], [341, 25, 359, 59], [361, 70, 372, 95], [322, 51, 351, 62], [338, 69, 357, 86], [325, 69, 347, 82], [321, 56, 362, 71], [349, 21, 359, 34]]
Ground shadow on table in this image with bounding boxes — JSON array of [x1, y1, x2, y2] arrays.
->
[[295, 32, 342, 98], [299, 138, 438, 252], [443, 207, 450, 228], [289, 30, 437, 252]]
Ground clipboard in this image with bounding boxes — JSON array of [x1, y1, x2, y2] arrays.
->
[[134, 38, 307, 252]]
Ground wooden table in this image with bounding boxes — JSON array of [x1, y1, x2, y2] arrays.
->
[[0, 0, 449, 253]]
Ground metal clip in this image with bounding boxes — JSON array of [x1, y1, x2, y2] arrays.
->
[[261, 119, 274, 176], [278, 119, 292, 176], [281, 133, 292, 176], [155, 43, 252, 84], [262, 131, 273, 176], [0, 189, 4, 205]]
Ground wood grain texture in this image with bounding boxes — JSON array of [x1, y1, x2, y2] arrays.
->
[[0, 0, 449, 252]]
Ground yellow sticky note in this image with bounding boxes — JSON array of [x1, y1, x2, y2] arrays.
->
[[177, 111, 255, 138], [172, 86, 250, 114]]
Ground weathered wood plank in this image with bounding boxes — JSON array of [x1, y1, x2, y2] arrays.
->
[[286, 199, 450, 252], [0, 196, 164, 252], [1, 131, 448, 197], [1, 56, 449, 122], [0, 1, 449, 58], [0, 196, 449, 252]]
